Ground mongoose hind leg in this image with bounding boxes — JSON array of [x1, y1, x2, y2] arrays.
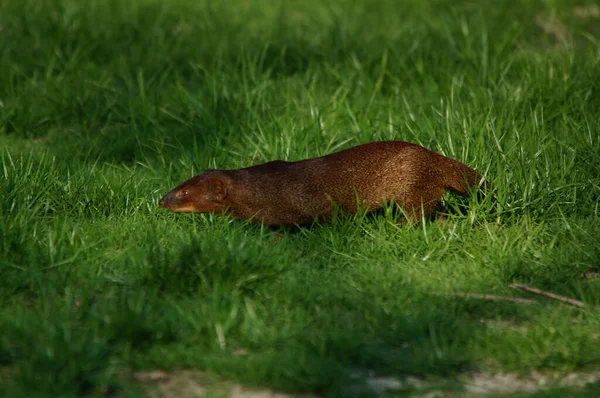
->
[[396, 184, 446, 224]]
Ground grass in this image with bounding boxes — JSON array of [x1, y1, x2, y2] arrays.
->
[[1, 0, 600, 396]]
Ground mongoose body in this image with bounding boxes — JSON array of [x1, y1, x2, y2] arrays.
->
[[159, 141, 487, 227]]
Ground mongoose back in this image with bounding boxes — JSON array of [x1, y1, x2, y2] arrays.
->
[[159, 141, 488, 227]]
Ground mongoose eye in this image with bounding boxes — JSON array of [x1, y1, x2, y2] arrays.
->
[[179, 190, 189, 197]]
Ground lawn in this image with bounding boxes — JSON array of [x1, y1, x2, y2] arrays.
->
[[1, 0, 600, 396]]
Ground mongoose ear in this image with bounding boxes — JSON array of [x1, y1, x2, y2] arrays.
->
[[207, 176, 227, 202]]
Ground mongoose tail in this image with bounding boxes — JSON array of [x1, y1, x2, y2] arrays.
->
[[443, 158, 490, 196]]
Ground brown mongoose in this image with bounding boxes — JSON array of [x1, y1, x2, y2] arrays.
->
[[159, 141, 488, 227]]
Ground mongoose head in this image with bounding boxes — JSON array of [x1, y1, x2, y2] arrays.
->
[[159, 171, 230, 214]]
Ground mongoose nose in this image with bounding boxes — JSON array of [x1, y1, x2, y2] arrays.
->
[[159, 193, 173, 208]]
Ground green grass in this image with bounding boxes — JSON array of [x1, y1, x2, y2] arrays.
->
[[1, 0, 600, 396]]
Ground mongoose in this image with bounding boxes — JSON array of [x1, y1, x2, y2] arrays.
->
[[159, 141, 488, 227]]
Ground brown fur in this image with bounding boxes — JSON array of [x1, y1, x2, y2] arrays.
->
[[159, 141, 488, 227]]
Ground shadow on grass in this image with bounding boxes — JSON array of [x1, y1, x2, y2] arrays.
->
[[1, 0, 371, 167], [0, 230, 477, 397], [2, 215, 600, 397], [125, 232, 485, 396]]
